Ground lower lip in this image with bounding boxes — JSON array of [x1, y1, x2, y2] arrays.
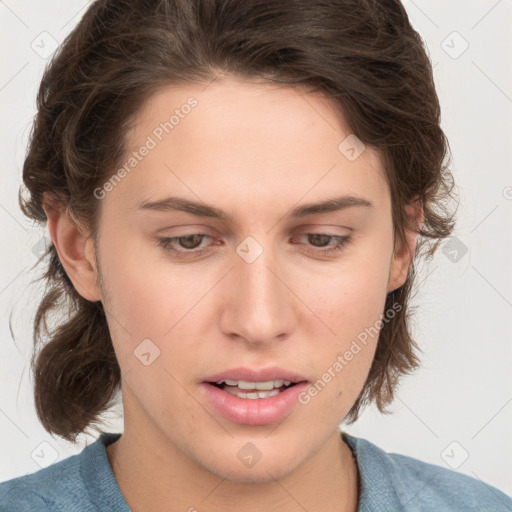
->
[[201, 382, 309, 426]]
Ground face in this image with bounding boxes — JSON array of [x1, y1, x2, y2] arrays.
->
[[83, 77, 413, 481]]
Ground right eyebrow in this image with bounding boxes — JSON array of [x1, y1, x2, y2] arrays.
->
[[137, 196, 233, 222], [136, 193, 374, 222]]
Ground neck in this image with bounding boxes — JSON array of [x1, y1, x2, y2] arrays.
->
[[107, 424, 359, 512]]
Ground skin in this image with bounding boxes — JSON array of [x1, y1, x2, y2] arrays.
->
[[45, 76, 422, 512]]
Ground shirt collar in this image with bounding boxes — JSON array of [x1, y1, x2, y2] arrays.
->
[[81, 432, 130, 511], [341, 431, 403, 511], [85, 431, 404, 511]]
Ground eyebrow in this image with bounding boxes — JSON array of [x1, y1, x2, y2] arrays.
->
[[137, 194, 374, 222]]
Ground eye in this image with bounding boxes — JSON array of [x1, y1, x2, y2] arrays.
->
[[157, 234, 212, 256], [305, 233, 338, 247], [156, 232, 352, 259], [294, 233, 352, 256]]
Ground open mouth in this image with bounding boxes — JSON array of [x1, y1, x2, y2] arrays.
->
[[209, 379, 300, 399], [202, 376, 310, 424]]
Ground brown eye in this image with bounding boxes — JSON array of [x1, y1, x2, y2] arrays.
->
[[293, 233, 352, 257], [306, 234, 332, 247], [157, 234, 212, 256], [176, 234, 205, 249]]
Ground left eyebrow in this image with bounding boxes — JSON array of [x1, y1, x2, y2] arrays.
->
[[136, 194, 374, 222], [289, 195, 374, 218]]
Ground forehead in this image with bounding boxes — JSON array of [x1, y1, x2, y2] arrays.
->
[[107, 77, 390, 220]]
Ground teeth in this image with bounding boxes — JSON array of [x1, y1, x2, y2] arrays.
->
[[215, 379, 292, 390], [212, 378, 297, 399], [255, 381, 275, 390], [223, 387, 281, 399]]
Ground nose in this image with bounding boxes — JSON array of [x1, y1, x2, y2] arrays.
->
[[218, 240, 296, 346]]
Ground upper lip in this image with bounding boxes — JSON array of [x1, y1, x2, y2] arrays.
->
[[203, 366, 309, 384]]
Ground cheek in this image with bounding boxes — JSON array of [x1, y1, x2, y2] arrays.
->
[[97, 234, 223, 390], [296, 237, 392, 413], [306, 236, 392, 341], [97, 237, 203, 405], [98, 234, 198, 338]]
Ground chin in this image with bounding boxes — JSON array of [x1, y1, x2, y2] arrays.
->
[[213, 462, 296, 484], [196, 444, 302, 484]]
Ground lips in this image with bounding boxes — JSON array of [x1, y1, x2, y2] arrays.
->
[[211, 379, 296, 399], [201, 366, 309, 425], [203, 366, 308, 385]]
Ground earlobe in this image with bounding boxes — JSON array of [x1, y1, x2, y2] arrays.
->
[[387, 201, 424, 294], [43, 197, 101, 302]]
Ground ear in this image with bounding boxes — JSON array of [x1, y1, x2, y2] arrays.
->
[[387, 200, 424, 294], [43, 195, 101, 302]]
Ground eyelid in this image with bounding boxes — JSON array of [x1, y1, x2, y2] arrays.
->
[[154, 224, 221, 235], [294, 224, 352, 235], [156, 230, 352, 258]]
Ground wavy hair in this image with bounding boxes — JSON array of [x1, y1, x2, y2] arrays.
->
[[19, 0, 457, 441]]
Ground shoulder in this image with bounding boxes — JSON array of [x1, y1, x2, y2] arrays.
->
[[0, 433, 125, 512], [0, 450, 84, 511], [342, 432, 512, 511]]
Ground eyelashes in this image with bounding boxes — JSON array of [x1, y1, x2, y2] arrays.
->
[[156, 233, 352, 259]]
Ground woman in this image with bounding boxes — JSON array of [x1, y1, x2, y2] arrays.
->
[[1, 1, 510, 510]]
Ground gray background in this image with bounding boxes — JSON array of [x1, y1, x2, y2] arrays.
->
[[1, 0, 511, 498]]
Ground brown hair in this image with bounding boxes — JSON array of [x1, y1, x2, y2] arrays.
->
[[20, 0, 457, 442]]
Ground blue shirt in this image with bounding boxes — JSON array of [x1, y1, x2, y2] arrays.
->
[[1, 431, 511, 511]]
